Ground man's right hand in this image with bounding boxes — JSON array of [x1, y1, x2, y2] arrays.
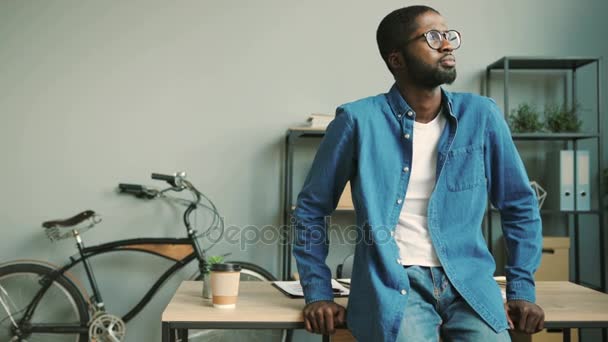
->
[[303, 300, 346, 335]]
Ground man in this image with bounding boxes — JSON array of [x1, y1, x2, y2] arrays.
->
[[292, 5, 545, 342]]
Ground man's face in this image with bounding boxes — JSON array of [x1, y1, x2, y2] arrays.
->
[[399, 11, 457, 88]]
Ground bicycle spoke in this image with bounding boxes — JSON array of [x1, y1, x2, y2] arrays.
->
[[0, 271, 83, 342], [0, 286, 19, 328]]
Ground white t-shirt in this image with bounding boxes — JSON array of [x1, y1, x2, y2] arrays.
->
[[395, 108, 446, 267]]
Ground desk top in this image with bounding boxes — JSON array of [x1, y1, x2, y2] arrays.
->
[[161, 281, 345, 328], [162, 281, 608, 329], [535, 281, 608, 328]]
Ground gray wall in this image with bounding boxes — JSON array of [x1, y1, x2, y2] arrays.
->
[[1, 1, 607, 341]]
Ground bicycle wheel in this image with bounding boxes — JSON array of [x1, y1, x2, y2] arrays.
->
[[0, 262, 89, 342], [187, 261, 289, 342]]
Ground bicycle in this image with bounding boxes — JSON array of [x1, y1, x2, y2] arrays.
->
[[0, 172, 288, 342]]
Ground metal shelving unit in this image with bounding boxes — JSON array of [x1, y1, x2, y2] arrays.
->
[[282, 128, 324, 280], [282, 128, 359, 280], [486, 56, 606, 341]]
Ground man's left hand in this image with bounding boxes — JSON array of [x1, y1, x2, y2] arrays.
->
[[505, 300, 545, 334]]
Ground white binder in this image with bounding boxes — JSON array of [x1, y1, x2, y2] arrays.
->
[[575, 150, 590, 211], [546, 150, 590, 211], [559, 150, 575, 211]]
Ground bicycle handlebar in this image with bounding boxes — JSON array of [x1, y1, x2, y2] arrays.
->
[[118, 183, 145, 192], [117, 171, 217, 272], [119, 172, 193, 200], [151, 173, 177, 187], [118, 183, 157, 199], [119, 171, 204, 226]]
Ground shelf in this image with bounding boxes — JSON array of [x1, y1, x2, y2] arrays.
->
[[288, 127, 327, 132], [512, 133, 599, 141], [486, 56, 599, 70], [287, 127, 326, 139]]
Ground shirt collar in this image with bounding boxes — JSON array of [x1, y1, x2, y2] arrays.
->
[[386, 83, 455, 120]]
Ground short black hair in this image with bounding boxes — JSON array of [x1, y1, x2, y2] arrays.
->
[[376, 5, 441, 73]]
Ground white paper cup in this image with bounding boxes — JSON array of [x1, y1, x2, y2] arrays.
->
[[210, 263, 241, 309]]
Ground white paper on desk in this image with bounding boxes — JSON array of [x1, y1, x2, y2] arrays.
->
[[272, 279, 350, 297], [337, 278, 350, 286]]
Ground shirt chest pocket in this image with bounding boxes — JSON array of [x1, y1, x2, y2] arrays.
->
[[445, 144, 486, 192]]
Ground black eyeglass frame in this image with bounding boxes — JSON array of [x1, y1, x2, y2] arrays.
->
[[405, 29, 462, 51]]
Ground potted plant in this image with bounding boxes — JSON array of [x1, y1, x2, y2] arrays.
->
[[202, 255, 225, 299], [545, 103, 582, 133], [508, 103, 544, 133]]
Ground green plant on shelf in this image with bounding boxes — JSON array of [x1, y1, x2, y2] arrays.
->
[[544, 103, 582, 133], [508, 103, 544, 133]]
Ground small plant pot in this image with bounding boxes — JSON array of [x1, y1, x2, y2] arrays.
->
[[202, 273, 212, 299]]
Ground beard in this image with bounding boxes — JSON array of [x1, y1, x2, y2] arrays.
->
[[401, 48, 457, 88]]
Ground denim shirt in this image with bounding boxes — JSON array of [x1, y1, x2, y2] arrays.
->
[[292, 84, 542, 342]]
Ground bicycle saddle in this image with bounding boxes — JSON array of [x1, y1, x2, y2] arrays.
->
[[42, 210, 97, 229]]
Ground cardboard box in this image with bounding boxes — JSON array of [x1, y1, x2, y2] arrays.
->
[[536, 237, 570, 281], [337, 181, 354, 210], [511, 237, 575, 342]]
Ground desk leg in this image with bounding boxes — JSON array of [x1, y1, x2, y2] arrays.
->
[[178, 329, 188, 342], [563, 328, 571, 342], [322, 334, 330, 342], [161, 322, 170, 342]]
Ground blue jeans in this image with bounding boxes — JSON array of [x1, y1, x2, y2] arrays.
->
[[396, 266, 511, 342]]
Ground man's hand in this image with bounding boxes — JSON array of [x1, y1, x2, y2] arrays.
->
[[303, 300, 346, 335], [505, 300, 545, 334]]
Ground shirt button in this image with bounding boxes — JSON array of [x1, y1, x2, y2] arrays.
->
[[397, 113, 403, 118], [406, 110, 414, 117], [403, 166, 410, 173], [390, 231, 395, 237], [396, 199, 402, 204], [403, 133, 410, 139], [396, 258, 401, 265], [401, 289, 407, 295]]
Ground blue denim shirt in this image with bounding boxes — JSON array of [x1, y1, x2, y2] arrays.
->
[[292, 84, 542, 342]]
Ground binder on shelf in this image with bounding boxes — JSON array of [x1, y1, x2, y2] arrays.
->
[[559, 150, 575, 211], [575, 150, 590, 211], [545, 150, 590, 211]]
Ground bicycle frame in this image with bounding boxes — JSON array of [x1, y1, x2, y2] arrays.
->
[[18, 237, 203, 335], [15, 173, 214, 336]]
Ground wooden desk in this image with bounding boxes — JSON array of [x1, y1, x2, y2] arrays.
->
[[530, 281, 608, 342], [161, 281, 608, 342], [161, 281, 342, 341]]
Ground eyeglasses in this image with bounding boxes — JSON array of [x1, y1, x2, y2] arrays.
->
[[406, 30, 461, 50]]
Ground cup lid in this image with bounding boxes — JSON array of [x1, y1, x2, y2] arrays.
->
[[210, 263, 242, 272]]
